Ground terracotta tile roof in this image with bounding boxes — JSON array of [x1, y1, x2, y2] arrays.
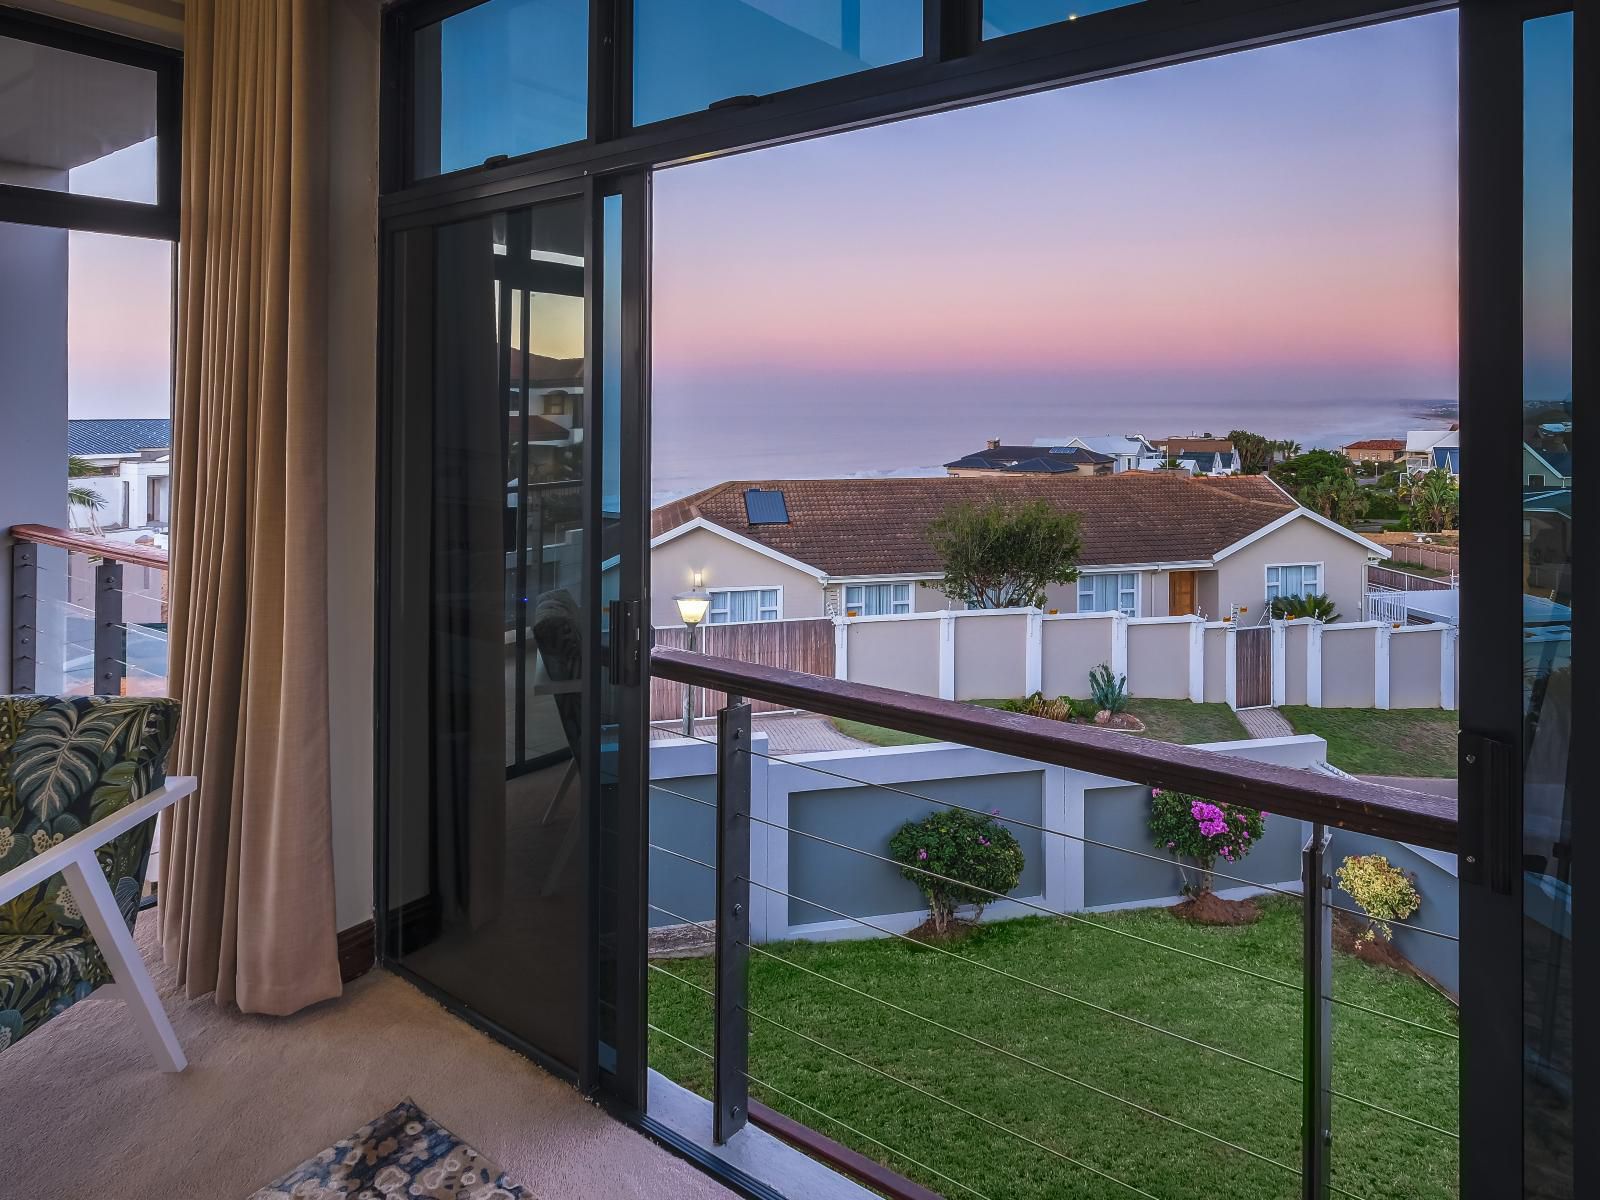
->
[[653, 473, 1296, 577], [1156, 436, 1235, 453], [1342, 438, 1406, 451]]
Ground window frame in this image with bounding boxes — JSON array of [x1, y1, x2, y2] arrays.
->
[[1077, 570, 1140, 617], [842, 580, 915, 617], [0, 8, 181, 240], [706, 585, 783, 625], [1264, 561, 1324, 602]]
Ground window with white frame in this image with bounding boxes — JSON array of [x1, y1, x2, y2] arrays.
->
[[707, 587, 781, 624], [1265, 563, 1321, 601], [842, 582, 913, 616], [1078, 572, 1139, 616]]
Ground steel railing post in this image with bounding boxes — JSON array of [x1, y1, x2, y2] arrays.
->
[[95, 559, 125, 696], [714, 699, 752, 1144], [10, 542, 38, 693], [1302, 822, 1333, 1200]]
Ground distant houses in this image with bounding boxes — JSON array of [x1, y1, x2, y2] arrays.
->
[[1029, 434, 1165, 473], [1152, 436, 1239, 476], [1341, 438, 1406, 465], [1405, 425, 1460, 476], [67, 418, 172, 533], [945, 440, 1115, 476], [650, 472, 1387, 628]]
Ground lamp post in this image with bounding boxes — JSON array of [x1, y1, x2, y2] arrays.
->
[[674, 574, 711, 736]]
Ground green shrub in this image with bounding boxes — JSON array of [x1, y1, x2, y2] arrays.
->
[[999, 692, 1073, 722], [1068, 697, 1100, 720], [1268, 592, 1341, 622], [1088, 663, 1129, 714], [1149, 789, 1265, 896], [888, 807, 1025, 935], [1336, 854, 1422, 942]]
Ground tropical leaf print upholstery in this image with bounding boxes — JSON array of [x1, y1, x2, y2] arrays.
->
[[0, 695, 180, 1052]]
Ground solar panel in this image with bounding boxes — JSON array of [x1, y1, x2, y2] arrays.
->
[[744, 488, 790, 525]]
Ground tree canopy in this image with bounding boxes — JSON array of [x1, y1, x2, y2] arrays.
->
[[1270, 449, 1368, 526], [929, 500, 1083, 609]]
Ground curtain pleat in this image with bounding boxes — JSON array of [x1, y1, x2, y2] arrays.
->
[[160, 0, 341, 1015]]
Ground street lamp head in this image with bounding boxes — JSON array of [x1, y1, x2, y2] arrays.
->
[[675, 572, 711, 627]]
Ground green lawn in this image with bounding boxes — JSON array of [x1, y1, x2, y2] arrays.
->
[[832, 698, 1246, 749], [1279, 707, 1458, 778], [650, 900, 1458, 1200]]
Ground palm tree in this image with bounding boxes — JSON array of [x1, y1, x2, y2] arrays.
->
[[68, 455, 107, 517], [1412, 468, 1459, 532]]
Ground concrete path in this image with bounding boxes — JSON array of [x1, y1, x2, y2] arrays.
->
[[1235, 706, 1295, 739], [650, 711, 869, 754]]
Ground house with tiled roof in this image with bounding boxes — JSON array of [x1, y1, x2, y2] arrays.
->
[[650, 472, 1388, 628], [1151, 436, 1239, 476], [944, 440, 1115, 476], [1341, 438, 1407, 464]]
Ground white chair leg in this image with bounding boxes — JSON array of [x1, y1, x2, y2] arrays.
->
[[62, 853, 187, 1073]]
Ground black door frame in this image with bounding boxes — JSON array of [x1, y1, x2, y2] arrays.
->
[[374, 0, 1594, 1193]]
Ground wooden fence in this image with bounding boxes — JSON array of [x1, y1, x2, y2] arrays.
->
[[650, 618, 835, 723], [1368, 564, 1455, 592], [1382, 542, 1459, 575]]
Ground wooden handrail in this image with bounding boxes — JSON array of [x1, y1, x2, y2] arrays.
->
[[9, 524, 169, 570], [651, 648, 1457, 851]]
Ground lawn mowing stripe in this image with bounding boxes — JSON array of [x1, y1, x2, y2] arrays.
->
[[744, 1006, 1174, 1200], [741, 947, 1304, 1185], [743, 1071, 997, 1200], [747, 876, 1302, 994]]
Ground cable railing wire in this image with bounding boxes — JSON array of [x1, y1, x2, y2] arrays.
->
[[743, 1070, 998, 1200], [650, 868, 1457, 1139], [653, 743, 1307, 902], [741, 949, 1304, 1183]]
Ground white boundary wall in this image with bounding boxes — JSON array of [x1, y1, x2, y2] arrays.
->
[[833, 609, 1457, 711]]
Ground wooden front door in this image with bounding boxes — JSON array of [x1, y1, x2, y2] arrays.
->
[[1168, 571, 1196, 616]]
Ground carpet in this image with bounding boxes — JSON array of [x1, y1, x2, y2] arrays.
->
[[249, 1099, 529, 1199]]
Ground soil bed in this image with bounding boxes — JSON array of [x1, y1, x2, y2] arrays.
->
[[1171, 892, 1260, 925]]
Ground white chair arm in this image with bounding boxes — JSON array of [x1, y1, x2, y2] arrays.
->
[[0, 777, 196, 907]]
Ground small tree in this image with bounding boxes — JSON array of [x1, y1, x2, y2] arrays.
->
[[67, 455, 106, 514], [1149, 790, 1265, 896], [1336, 854, 1421, 942], [1410, 468, 1459, 532], [1269, 593, 1340, 622], [1228, 430, 1272, 475], [928, 500, 1082, 609], [889, 808, 1025, 936]]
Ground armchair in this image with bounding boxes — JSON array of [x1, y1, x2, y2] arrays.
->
[[0, 695, 193, 1070]]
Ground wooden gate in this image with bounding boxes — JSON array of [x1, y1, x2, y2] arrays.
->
[[1234, 625, 1273, 709], [650, 618, 835, 723]]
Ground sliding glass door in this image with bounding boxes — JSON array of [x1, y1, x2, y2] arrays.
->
[[1459, 4, 1584, 1196], [380, 183, 647, 1086]]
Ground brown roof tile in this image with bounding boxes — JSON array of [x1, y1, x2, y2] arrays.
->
[[653, 473, 1296, 577]]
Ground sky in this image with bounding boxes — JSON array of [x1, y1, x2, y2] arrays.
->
[[651, 11, 1465, 499], [67, 137, 173, 421]]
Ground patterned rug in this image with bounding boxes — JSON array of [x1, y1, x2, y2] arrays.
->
[[247, 1099, 530, 1199]]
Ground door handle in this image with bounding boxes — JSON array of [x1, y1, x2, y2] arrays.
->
[[607, 599, 644, 688], [1459, 731, 1516, 895]]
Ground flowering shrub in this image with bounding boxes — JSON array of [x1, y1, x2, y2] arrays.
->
[[1336, 854, 1422, 942], [1148, 789, 1265, 896], [888, 807, 1025, 935]]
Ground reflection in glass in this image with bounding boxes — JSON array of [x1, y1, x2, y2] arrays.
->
[[411, 0, 588, 178], [0, 35, 158, 201], [389, 198, 589, 1071], [982, 0, 1146, 39], [1520, 13, 1573, 1199], [633, 0, 922, 126]]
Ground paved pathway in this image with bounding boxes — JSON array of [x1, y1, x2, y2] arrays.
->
[[1235, 706, 1295, 739], [650, 711, 869, 754]]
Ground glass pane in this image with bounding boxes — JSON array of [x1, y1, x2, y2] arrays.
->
[[982, 0, 1146, 40], [0, 35, 158, 202], [633, 0, 923, 127], [411, 0, 588, 179], [390, 197, 589, 1071], [1521, 12, 1573, 1198]]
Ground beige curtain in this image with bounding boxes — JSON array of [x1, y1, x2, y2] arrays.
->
[[160, 0, 341, 1015]]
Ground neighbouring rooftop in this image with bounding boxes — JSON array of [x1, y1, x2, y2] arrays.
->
[[67, 417, 172, 457]]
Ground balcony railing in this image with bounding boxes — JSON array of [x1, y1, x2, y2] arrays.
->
[[9, 524, 170, 697], [648, 647, 1458, 1200]]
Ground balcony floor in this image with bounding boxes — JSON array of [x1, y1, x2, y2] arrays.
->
[[2, 914, 736, 1200]]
